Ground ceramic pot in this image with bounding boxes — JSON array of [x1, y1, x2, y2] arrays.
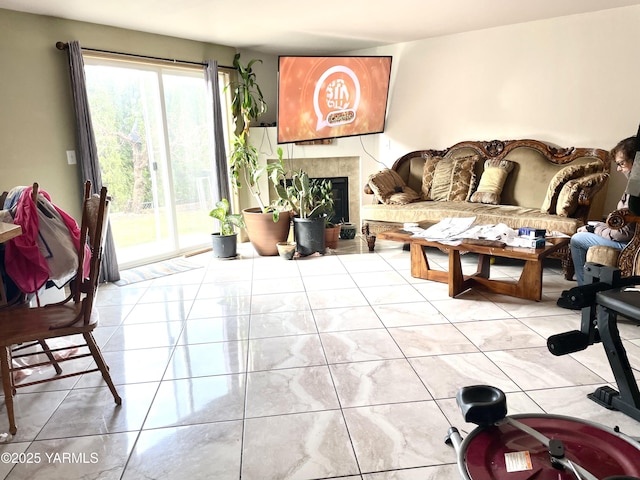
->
[[242, 208, 292, 256], [276, 241, 296, 260], [339, 223, 357, 239]]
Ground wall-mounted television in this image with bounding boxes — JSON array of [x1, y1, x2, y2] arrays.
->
[[277, 55, 392, 144]]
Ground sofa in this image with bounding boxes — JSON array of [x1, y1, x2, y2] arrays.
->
[[361, 139, 611, 278]]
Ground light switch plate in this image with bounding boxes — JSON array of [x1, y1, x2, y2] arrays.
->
[[66, 150, 77, 165]]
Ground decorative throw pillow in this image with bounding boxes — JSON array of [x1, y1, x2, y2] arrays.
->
[[449, 155, 479, 201], [425, 155, 479, 201], [540, 161, 603, 214], [556, 172, 609, 217], [469, 159, 515, 205], [367, 169, 419, 205], [429, 158, 456, 201], [421, 156, 442, 199], [387, 190, 420, 205]]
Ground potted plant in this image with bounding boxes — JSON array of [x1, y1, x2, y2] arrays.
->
[[324, 214, 341, 250], [209, 198, 245, 258], [226, 53, 291, 256], [272, 165, 334, 256]]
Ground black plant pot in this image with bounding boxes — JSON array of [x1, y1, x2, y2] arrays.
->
[[293, 217, 325, 256], [211, 233, 238, 258]]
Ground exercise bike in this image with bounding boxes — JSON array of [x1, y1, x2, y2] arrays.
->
[[446, 262, 640, 479], [446, 385, 640, 479]]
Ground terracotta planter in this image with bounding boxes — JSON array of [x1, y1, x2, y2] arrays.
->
[[325, 225, 341, 250], [242, 208, 292, 256]]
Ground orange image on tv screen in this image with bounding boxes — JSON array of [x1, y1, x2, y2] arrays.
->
[[278, 56, 392, 144]]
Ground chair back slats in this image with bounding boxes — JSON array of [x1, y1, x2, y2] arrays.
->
[[71, 182, 109, 325], [30, 182, 38, 204]]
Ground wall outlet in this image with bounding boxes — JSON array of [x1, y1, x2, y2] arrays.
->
[[66, 150, 76, 165]]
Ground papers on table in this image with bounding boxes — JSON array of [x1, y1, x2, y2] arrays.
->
[[411, 217, 550, 247], [411, 217, 477, 243]]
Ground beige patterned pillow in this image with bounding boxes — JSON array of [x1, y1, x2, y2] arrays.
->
[[556, 172, 609, 217], [470, 159, 515, 205], [425, 155, 479, 201], [387, 190, 420, 205], [421, 156, 442, 199], [367, 169, 420, 205], [449, 155, 478, 201], [429, 158, 456, 201], [541, 161, 603, 214]]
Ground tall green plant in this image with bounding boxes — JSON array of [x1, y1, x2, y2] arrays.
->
[[227, 53, 269, 210]]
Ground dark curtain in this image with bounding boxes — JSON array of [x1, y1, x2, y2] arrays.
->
[[204, 60, 231, 204], [66, 41, 120, 282]]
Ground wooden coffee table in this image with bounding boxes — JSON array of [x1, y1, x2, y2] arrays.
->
[[378, 226, 570, 301]]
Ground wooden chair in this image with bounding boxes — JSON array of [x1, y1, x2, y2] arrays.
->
[[0, 181, 121, 435]]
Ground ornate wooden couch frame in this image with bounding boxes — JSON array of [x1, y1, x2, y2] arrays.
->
[[362, 139, 612, 279]]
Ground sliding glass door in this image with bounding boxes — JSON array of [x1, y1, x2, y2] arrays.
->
[[84, 57, 232, 269]]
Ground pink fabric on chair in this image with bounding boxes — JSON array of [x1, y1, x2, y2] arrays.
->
[[5, 186, 90, 294]]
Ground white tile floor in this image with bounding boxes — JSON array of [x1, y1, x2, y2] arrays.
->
[[1, 236, 640, 479]]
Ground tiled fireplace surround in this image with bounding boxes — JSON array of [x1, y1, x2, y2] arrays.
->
[[269, 156, 361, 227]]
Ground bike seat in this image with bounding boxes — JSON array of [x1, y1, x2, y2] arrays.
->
[[457, 385, 507, 426]]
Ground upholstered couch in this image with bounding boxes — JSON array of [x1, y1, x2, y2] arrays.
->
[[361, 139, 611, 278]]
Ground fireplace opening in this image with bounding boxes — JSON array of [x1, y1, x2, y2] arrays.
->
[[323, 176, 349, 223]]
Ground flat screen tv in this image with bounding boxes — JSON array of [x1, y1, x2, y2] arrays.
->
[[277, 55, 392, 144]]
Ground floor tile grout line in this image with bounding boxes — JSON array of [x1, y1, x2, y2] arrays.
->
[[239, 250, 258, 480]]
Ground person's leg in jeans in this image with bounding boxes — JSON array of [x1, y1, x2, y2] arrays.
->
[[570, 232, 626, 285]]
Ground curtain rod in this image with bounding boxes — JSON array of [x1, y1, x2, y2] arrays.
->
[[55, 42, 234, 70]]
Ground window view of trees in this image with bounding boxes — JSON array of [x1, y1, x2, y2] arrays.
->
[[85, 65, 153, 214], [84, 58, 232, 267]]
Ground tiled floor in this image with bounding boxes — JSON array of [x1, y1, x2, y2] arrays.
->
[[1, 236, 640, 479]]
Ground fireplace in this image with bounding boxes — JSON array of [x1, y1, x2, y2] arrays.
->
[[318, 176, 349, 223]]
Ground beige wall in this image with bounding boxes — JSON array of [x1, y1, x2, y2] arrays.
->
[[358, 5, 640, 214], [0, 9, 236, 218]]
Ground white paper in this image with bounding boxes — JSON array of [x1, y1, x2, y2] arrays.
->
[[411, 218, 548, 248], [412, 217, 477, 241]]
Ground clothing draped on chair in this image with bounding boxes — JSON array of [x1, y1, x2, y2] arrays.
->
[[65, 41, 120, 283], [0, 181, 121, 436], [3, 184, 89, 296], [204, 59, 231, 205]]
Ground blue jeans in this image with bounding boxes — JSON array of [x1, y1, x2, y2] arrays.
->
[[570, 232, 626, 285]]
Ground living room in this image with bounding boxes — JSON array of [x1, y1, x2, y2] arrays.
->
[[2, 3, 640, 479]]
